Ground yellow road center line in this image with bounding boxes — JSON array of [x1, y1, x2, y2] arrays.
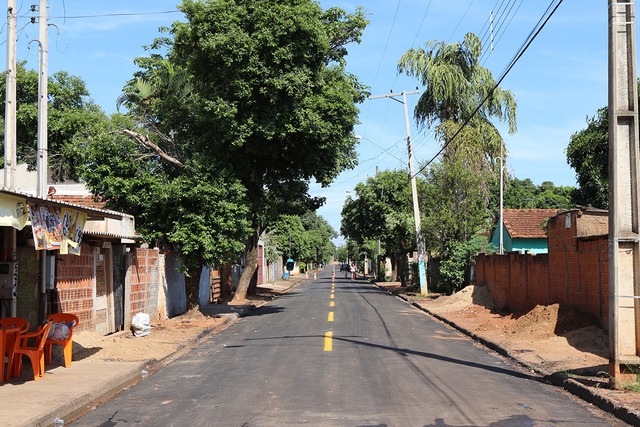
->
[[324, 331, 333, 352], [328, 311, 334, 322], [330, 294, 334, 299], [329, 301, 335, 307]]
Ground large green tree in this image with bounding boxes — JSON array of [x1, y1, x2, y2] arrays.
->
[[169, 0, 367, 302], [68, 114, 252, 305], [108, 0, 368, 304]]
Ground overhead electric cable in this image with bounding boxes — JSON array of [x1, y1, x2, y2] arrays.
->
[[447, 0, 475, 42], [18, 10, 181, 19], [412, 0, 564, 178], [369, 0, 401, 89]]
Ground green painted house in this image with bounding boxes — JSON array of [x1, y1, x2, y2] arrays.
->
[[490, 209, 559, 254]]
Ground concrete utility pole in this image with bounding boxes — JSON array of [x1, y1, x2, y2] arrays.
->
[[369, 90, 428, 295], [4, 0, 17, 317], [36, 0, 48, 198], [4, 0, 16, 190], [608, 0, 640, 385]]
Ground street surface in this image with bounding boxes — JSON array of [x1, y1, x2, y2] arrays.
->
[[72, 268, 625, 426]]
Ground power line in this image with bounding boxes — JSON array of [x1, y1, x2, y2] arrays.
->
[[447, 0, 475, 42], [412, 0, 564, 178], [43, 10, 181, 19], [369, 0, 401, 90]]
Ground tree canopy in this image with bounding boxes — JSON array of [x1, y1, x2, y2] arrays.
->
[[566, 107, 609, 209], [76, 0, 369, 304], [504, 178, 574, 209], [0, 61, 105, 181]]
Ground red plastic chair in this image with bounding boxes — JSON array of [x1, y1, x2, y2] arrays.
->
[[44, 313, 79, 368], [11, 321, 52, 381]]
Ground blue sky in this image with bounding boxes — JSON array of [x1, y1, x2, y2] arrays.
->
[[6, 1, 612, 243]]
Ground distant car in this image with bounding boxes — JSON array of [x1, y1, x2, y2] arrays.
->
[[339, 263, 350, 271]]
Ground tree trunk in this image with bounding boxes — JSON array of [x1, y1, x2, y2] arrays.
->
[[184, 267, 202, 311], [231, 229, 259, 304]]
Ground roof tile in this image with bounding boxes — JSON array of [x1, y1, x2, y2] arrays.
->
[[50, 194, 106, 210], [502, 208, 559, 238]]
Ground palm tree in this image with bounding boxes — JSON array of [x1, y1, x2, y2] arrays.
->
[[398, 32, 519, 290], [397, 32, 517, 164]]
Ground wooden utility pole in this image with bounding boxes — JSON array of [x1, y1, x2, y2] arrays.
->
[[608, 0, 640, 385]]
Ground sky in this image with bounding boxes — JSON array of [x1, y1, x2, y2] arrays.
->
[[3, 1, 614, 244]]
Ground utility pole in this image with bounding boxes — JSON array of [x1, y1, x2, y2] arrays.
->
[[499, 144, 504, 255], [4, 0, 16, 190], [608, 0, 640, 386], [369, 90, 427, 295], [3, 0, 17, 317], [36, 0, 48, 198]]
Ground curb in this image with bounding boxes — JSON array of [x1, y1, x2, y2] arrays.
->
[[373, 282, 640, 426]]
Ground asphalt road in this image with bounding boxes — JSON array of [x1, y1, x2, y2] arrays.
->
[[72, 268, 626, 426]]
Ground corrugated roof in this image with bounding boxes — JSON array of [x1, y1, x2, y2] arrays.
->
[[502, 208, 559, 238]]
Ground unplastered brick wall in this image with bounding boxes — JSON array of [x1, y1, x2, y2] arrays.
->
[[475, 210, 609, 327], [54, 243, 94, 332], [128, 248, 160, 320]]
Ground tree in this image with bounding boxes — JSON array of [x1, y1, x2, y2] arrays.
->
[[566, 107, 609, 209], [85, 0, 367, 306], [503, 178, 574, 209], [0, 62, 105, 181], [299, 212, 337, 265], [272, 212, 336, 271], [398, 32, 517, 292], [69, 114, 252, 285], [341, 170, 420, 285], [167, 0, 368, 303]]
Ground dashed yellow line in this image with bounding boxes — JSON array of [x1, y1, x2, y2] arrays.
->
[[324, 331, 333, 351], [328, 311, 334, 322], [329, 301, 334, 307]]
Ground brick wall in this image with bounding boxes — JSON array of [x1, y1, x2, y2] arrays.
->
[[55, 244, 161, 334], [128, 248, 159, 320], [54, 243, 94, 332], [476, 210, 609, 327]]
